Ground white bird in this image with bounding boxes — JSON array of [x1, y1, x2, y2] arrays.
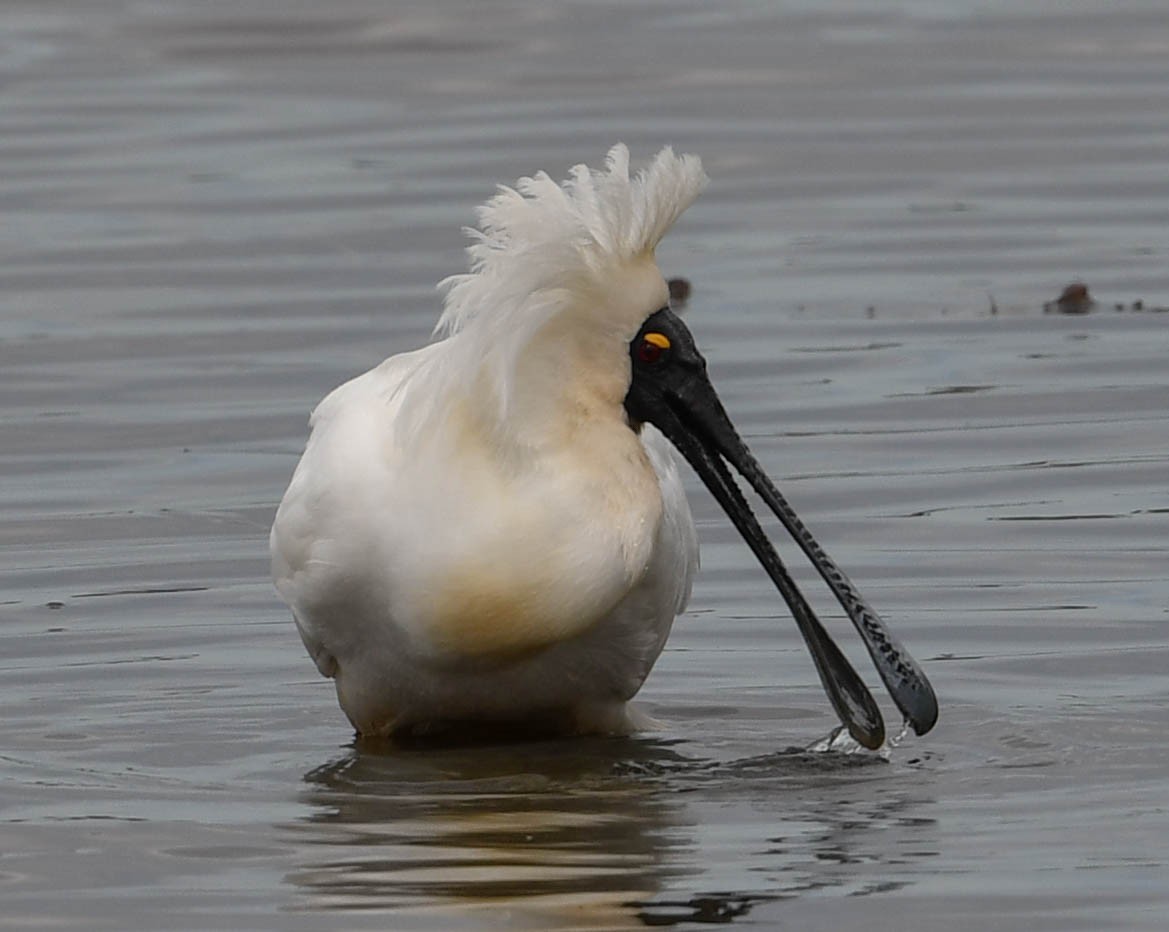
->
[[270, 145, 937, 747]]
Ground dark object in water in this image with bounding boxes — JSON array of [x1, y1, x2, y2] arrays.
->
[[668, 277, 691, 306], [1044, 282, 1095, 315]]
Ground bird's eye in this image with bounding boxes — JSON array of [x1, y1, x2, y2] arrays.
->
[[638, 340, 663, 364], [637, 332, 671, 365]]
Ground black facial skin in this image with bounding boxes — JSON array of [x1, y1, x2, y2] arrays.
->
[[624, 307, 938, 749]]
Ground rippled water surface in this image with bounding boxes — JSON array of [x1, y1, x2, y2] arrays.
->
[[3, 2, 1168, 929]]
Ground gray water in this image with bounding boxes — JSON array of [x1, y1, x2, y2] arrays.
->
[[3, 2, 1168, 929]]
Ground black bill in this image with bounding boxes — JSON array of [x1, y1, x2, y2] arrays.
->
[[625, 307, 938, 749]]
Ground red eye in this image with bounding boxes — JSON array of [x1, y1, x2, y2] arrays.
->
[[638, 339, 664, 364]]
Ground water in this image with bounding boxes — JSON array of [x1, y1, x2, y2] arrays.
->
[[2, 1, 1168, 929]]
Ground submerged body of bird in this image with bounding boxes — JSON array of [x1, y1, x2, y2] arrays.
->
[[270, 146, 937, 748]]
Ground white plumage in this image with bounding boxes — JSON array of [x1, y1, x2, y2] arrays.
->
[[271, 145, 708, 736]]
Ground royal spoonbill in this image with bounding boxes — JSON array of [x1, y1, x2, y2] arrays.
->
[[270, 145, 938, 748]]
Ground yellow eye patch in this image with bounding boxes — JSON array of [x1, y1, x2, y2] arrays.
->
[[643, 332, 671, 350]]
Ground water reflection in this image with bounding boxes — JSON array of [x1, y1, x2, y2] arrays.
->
[[291, 737, 687, 927], [288, 738, 937, 928]]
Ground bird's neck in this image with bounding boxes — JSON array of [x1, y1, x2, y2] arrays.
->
[[444, 258, 669, 453], [493, 316, 632, 452]]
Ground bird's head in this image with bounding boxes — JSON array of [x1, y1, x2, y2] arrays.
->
[[426, 145, 706, 425]]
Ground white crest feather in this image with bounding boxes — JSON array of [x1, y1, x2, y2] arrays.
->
[[395, 145, 707, 442], [436, 144, 707, 339]]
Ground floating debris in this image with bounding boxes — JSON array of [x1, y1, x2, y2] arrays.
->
[[1043, 284, 1168, 315], [1044, 282, 1095, 315], [667, 276, 691, 306]]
